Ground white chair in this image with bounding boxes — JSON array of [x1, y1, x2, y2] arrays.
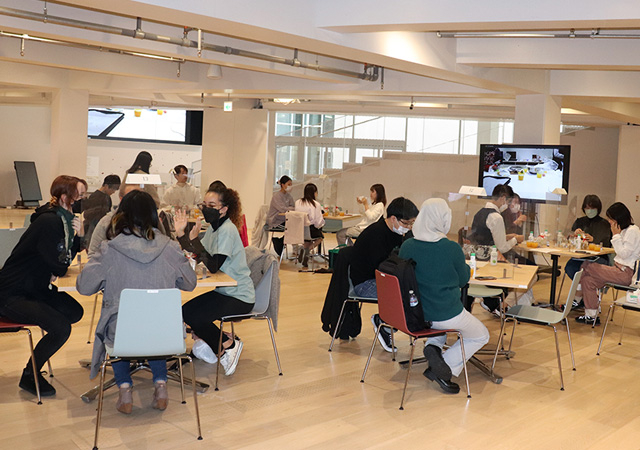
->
[[215, 262, 282, 390], [93, 289, 202, 450]]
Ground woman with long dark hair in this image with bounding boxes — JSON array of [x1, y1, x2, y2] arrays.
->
[[266, 175, 295, 256], [0, 175, 86, 398], [295, 183, 325, 267], [174, 186, 255, 376], [119, 151, 160, 207], [575, 202, 640, 324], [336, 183, 387, 245], [77, 190, 196, 414]]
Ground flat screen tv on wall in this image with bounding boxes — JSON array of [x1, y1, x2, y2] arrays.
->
[[478, 144, 571, 202]]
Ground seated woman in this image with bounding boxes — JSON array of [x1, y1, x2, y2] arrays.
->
[[266, 175, 294, 256], [77, 190, 197, 414], [399, 198, 489, 394], [175, 187, 255, 376], [336, 183, 387, 246], [565, 194, 613, 307], [501, 193, 527, 235], [575, 202, 640, 324], [0, 175, 85, 398], [295, 183, 325, 267]]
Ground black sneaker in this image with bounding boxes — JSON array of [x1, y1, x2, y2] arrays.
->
[[575, 315, 600, 325], [423, 345, 452, 380], [19, 368, 56, 397], [371, 314, 395, 353], [572, 299, 585, 310]]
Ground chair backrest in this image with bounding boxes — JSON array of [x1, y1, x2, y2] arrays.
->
[[375, 270, 412, 335], [284, 211, 308, 245], [560, 270, 583, 320], [251, 261, 276, 315], [0, 227, 26, 269], [112, 288, 186, 358]]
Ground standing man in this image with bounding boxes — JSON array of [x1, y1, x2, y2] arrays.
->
[[162, 164, 201, 209]]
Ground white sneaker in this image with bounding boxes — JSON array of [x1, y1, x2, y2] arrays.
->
[[219, 339, 243, 376]]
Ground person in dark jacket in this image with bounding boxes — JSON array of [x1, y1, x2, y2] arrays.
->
[[0, 175, 86, 397]]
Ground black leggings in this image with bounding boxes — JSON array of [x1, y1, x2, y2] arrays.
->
[[0, 291, 84, 371], [182, 290, 253, 355]]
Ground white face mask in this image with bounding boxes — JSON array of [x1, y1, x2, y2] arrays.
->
[[498, 203, 508, 213], [392, 219, 411, 235], [510, 204, 521, 214], [285, 185, 293, 193]]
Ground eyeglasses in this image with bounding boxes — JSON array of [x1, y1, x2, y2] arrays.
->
[[399, 219, 415, 228]]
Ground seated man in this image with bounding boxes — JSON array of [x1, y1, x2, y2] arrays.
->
[[83, 175, 121, 247], [349, 197, 419, 352], [162, 164, 201, 209], [468, 183, 534, 314]]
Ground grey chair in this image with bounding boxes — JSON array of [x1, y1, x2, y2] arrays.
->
[[215, 261, 282, 390], [497, 270, 583, 390], [93, 288, 202, 450], [0, 227, 27, 268]]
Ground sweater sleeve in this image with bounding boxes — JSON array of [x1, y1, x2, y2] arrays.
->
[[35, 217, 72, 277], [76, 243, 107, 295], [452, 243, 471, 287]]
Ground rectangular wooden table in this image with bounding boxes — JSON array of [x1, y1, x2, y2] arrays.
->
[[516, 244, 615, 304], [322, 214, 361, 233]]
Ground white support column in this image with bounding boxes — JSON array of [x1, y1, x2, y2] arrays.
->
[[616, 125, 640, 222], [201, 108, 270, 224], [50, 88, 89, 182], [514, 94, 561, 144]]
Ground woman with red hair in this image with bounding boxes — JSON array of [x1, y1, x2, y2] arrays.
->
[[0, 175, 86, 398]]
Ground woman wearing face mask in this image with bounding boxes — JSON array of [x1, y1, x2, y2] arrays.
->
[[564, 194, 614, 308], [267, 175, 295, 256], [501, 193, 527, 235], [336, 183, 387, 246], [295, 183, 325, 267], [0, 175, 85, 398], [174, 187, 255, 376], [399, 198, 489, 394], [120, 151, 160, 208], [574, 202, 640, 324]]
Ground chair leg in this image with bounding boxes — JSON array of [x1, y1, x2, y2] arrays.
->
[[552, 325, 565, 391], [492, 311, 508, 371], [215, 321, 225, 391], [619, 309, 628, 346], [597, 303, 616, 355], [87, 292, 100, 344], [93, 360, 109, 450], [507, 320, 517, 355], [565, 319, 576, 370], [399, 338, 416, 410], [188, 355, 203, 441], [455, 332, 471, 399], [329, 299, 350, 351], [390, 326, 396, 362], [266, 318, 283, 375], [593, 289, 603, 328], [25, 329, 41, 405], [361, 322, 382, 382], [178, 357, 186, 403]]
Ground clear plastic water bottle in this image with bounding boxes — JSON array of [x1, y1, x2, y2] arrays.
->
[[557, 230, 564, 246], [490, 245, 498, 266], [470, 253, 477, 279], [409, 290, 418, 307], [528, 231, 534, 242]]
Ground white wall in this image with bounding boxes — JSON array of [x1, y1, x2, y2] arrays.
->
[[86, 139, 202, 203], [616, 126, 640, 222], [0, 105, 52, 206]]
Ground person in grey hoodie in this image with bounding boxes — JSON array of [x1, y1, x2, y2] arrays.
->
[[77, 190, 196, 414]]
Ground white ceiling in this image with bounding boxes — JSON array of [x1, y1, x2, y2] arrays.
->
[[1, 0, 639, 125]]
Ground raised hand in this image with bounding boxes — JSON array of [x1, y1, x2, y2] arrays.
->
[[174, 208, 189, 237]]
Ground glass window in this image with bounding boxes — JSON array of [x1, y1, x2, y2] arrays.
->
[[305, 146, 323, 175], [382, 116, 406, 141], [355, 148, 379, 163], [326, 147, 349, 169], [406, 117, 425, 152], [460, 120, 479, 155], [275, 145, 298, 182]]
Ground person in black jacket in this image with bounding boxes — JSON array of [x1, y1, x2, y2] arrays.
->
[[0, 175, 85, 397]]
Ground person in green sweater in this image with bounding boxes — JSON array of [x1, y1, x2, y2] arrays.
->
[[399, 198, 489, 394]]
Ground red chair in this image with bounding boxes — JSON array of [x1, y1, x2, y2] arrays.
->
[[361, 270, 471, 409], [0, 316, 53, 405]]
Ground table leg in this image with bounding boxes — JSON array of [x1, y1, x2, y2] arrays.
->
[[549, 254, 559, 305]]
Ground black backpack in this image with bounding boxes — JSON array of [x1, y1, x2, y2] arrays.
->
[[378, 252, 431, 332]]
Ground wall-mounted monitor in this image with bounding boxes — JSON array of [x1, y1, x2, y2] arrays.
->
[[478, 144, 571, 202], [14, 161, 42, 207]]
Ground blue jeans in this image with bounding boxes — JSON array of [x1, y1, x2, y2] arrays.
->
[[354, 279, 377, 298], [112, 359, 168, 386], [564, 256, 609, 280]]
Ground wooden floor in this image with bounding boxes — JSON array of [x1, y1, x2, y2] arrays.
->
[[2, 241, 640, 450]]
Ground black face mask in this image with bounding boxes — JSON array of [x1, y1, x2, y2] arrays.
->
[[202, 206, 220, 224]]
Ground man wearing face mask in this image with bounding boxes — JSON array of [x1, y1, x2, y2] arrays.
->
[[564, 194, 613, 308], [349, 197, 419, 352]]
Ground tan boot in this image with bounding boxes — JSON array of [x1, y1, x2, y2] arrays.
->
[[152, 381, 168, 411], [116, 384, 133, 414]]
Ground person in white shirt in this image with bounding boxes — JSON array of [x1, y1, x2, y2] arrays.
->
[[295, 183, 325, 267], [162, 164, 201, 209], [336, 183, 387, 246], [576, 202, 640, 325]]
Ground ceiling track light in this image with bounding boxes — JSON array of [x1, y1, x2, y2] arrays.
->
[[437, 27, 640, 39]]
